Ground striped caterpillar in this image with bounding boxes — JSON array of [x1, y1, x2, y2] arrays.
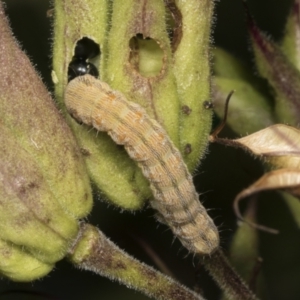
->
[[65, 74, 219, 255]]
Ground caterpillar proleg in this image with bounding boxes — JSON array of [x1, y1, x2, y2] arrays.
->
[[65, 74, 219, 255]]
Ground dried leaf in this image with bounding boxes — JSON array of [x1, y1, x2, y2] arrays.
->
[[213, 124, 300, 233], [234, 168, 300, 233], [235, 124, 300, 163]]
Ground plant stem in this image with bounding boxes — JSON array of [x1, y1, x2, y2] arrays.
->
[[69, 223, 205, 300], [201, 249, 259, 300]]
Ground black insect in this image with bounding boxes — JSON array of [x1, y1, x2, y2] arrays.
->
[[68, 59, 99, 81], [68, 37, 100, 82]]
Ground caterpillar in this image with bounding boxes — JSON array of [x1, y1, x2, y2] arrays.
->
[[65, 74, 219, 255]]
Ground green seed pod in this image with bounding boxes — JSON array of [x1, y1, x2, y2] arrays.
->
[[53, 0, 214, 209], [0, 3, 93, 281], [53, 0, 152, 209]]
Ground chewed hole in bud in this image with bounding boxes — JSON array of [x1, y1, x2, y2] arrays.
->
[[129, 33, 164, 78], [68, 37, 101, 82]]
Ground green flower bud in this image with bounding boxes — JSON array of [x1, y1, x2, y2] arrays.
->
[[53, 0, 151, 209], [0, 124, 79, 265], [0, 3, 93, 280], [53, 0, 214, 209]]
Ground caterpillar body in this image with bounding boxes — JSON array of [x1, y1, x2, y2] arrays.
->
[[65, 74, 219, 255]]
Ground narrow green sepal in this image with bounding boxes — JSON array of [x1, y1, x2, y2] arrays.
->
[[281, 0, 300, 71], [173, 0, 214, 171], [246, 5, 300, 125]]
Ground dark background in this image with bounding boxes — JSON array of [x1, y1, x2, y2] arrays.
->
[[1, 1, 299, 300]]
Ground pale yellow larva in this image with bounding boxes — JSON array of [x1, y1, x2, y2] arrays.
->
[[65, 74, 219, 255]]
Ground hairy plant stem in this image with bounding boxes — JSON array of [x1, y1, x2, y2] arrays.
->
[[201, 249, 258, 300], [69, 223, 204, 300]]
